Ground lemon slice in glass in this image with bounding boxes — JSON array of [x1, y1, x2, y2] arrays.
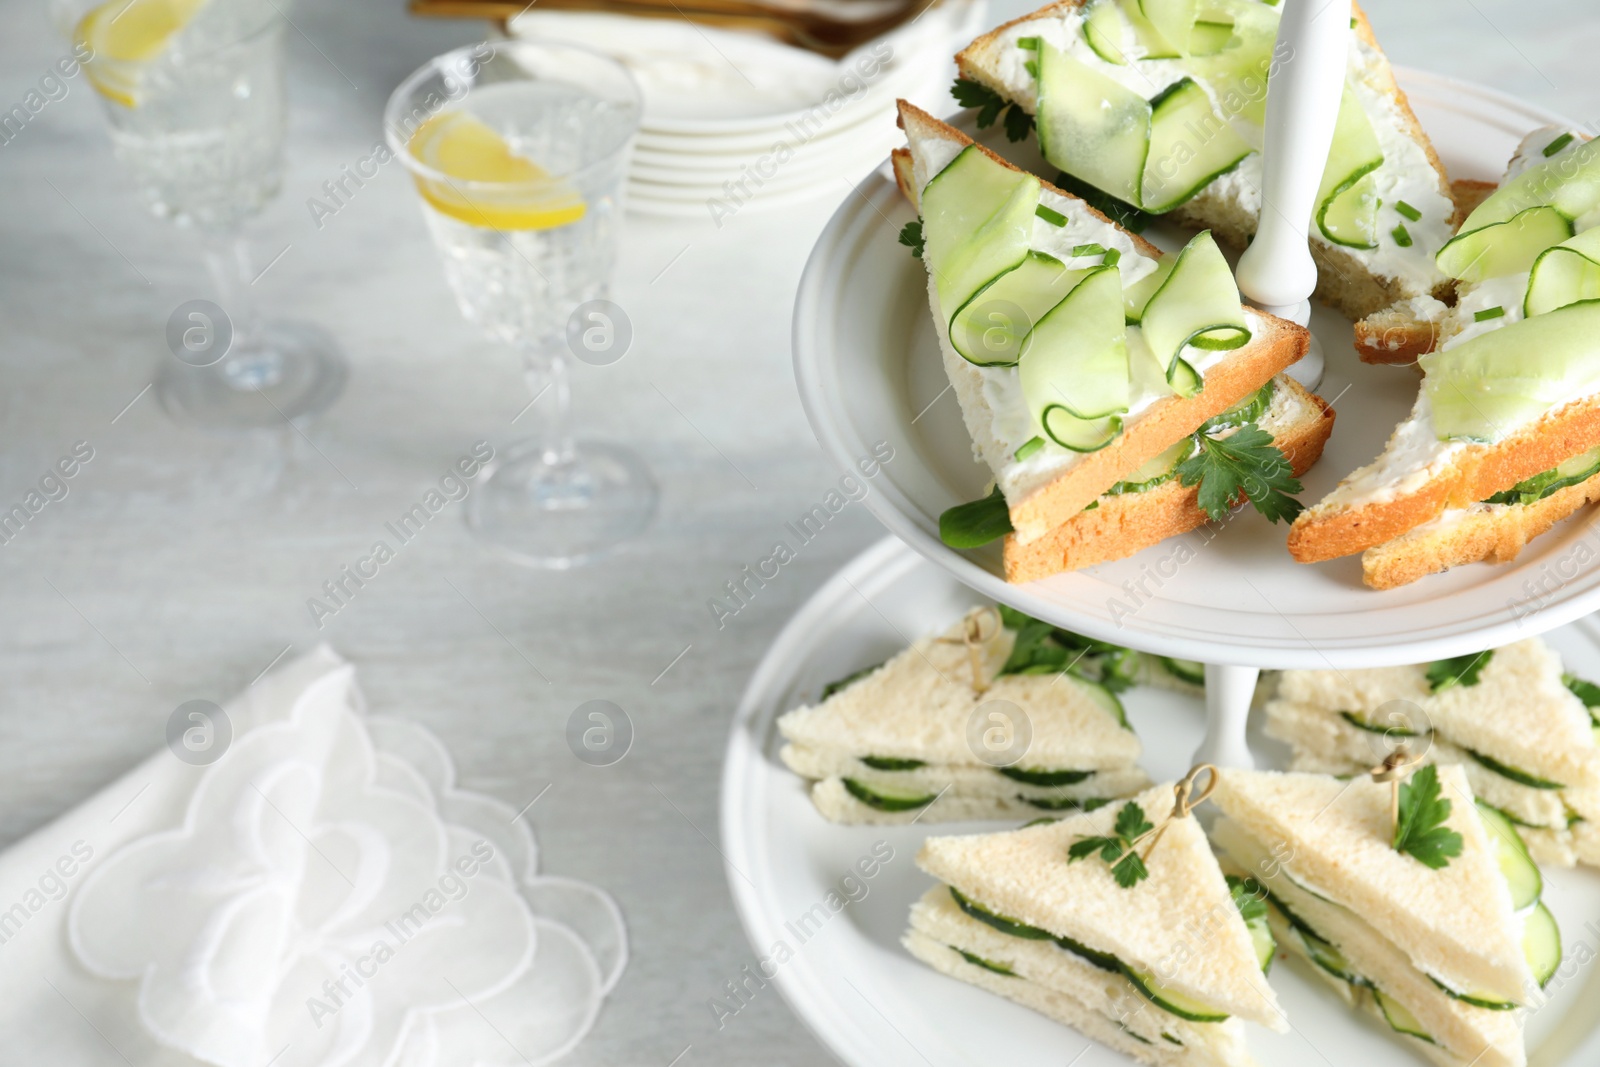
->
[[407, 111, 587, 231], [76, 0, 208, 107]]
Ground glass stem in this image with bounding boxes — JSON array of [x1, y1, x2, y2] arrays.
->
[[524, 346, 576, 466], [203, 230, 283, 391]]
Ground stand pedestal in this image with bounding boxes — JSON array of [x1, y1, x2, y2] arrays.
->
[[1193, 663, 1260, 769]]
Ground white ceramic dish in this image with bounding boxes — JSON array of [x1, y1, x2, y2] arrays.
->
[[791, 70, 1600, 670], [721, 535, 1600, 1067]]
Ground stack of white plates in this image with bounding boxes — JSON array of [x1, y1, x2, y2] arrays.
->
[[509, 0, 985, 219]]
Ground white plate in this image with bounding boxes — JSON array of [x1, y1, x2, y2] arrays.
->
[[625, 179, 842, 217], [720, 535, 1600, 1067], [792, 70, 1600, 670]]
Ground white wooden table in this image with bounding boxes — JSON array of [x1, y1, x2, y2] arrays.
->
[[0, 0, 1592, 1063]]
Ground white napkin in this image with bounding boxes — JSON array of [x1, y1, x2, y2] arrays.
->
[[0, 647, 624, 1067]]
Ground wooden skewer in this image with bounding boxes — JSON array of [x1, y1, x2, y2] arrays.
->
[[1369, 746, 1423, 833], [935, 607, 1000, 696], [1137, 763, 1218, 862]]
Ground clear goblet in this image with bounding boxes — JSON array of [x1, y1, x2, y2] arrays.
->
[[386, 40, 657, 569]]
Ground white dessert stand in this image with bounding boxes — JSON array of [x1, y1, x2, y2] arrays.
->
[[792, 66, 1600, 771]]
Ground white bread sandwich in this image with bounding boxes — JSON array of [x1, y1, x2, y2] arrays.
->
[[1212, 768, 1558, 1067], [779, 607, 1156, 824], [908, 780, 1285, 1065], [1290, 128, 1600, 582], [1263, 638, 1600, 867], [894, 102, 1330, 583], [949, 0, 1465, 364]]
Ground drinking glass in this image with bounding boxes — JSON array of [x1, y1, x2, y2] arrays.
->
[[67, 0, 346, 426], [386, 41, 657, 569]]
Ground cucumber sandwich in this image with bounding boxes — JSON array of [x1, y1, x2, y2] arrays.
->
[[950, 0, 1464, 365], [1212, 768, 1552, 1067], [895, 102, 1332, 583], [1290, 129, 1600, 585], [1264, 637, 1600, 868], [778, 606, 1171, 825], [907, 781, 1286, 1066]]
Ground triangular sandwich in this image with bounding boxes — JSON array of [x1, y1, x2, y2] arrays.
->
[[1212, 768, 1556, 1067], [908, 781, 1285, 1065], [950, 0, 1463, 364], [896, 101, 1329, 583], [779, 607, 1153, 824]]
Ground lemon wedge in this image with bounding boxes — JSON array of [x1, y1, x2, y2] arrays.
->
[[407, 111, 587, 231], [76, 0, 207, 106]]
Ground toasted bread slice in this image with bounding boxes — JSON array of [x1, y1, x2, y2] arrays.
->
[[1002, 374, 1334, 582], [898, 102, 1309, 545], [955, 2, 1455, 335]]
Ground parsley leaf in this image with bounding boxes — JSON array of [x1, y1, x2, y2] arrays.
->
[[898, 219, 924, 259], [1564, 673, 1600, 710], [1226, 875, 1269, 923], [994, 608, 1140, 695], [1425, 651, 1493, 693], [939, 485, 1013, 548], [1067, 801, 1154, 888], [950, 78, 1034, 142], [1174, 424, 1304, 523], [1053, 170, 1152, 233], [1392, 764, 1464, 869], [1003, 103, 1036, 143]]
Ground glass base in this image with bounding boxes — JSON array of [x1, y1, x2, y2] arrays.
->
[[466, 439, 657, 569], [157, 319, 347, 429]]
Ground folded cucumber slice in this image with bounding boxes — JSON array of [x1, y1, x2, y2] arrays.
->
[[1187, 8, 1276, 127], [1466, 748, 1566, 790], [998, 765, 1096, 787], [841, 778, 937, 812], [1159, 657, 1206, 685], [1526, 227, 1600, 317], [1036, 41, 1151, 209], [1420, 299, 1600, 443], [1167, 356, 1204, 398], [1437, 205, 1574, 283], [1123, 0, 1184, 58], [1141, 78, 1252, 213], [1188, 18, 1233, 55], [1123, 967, 1230, 1022], [1070, 674, 1131, 728], [1524, 900, 1562, 988], [1021, 265, 1130, 451], [1199, 379, 1274, 434], [1109, 437, 1192, 494], [1315, 88, 1384, 249], [1139, 230, 1250, 381], [1123, 257, 1176, 323], [1456, 135, 1600, 237], [921, 145, 1041, 321], [1374, 989, 1437, 1045], [949, 886, 1055, 940], [1081, 0, 1128, 64], [950, 253, 1092, 366]]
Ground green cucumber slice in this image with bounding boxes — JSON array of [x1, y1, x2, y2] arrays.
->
[[1427, 975, 1516, 1011], [921, 146, 1041, 322], [1122, 0, 1184, 58], [1338, 709, 1426, 737], [1187, 7, 1276, 126], [1436, 205, 1574, 283], [1189, 18, 1234, 55], [1123, 967, 1230, 1022], [1524, 900, 1562, 988], [1315, 88, 1384, 249], [1526, 227, 1600, 317], [1482, 445, 1600, 505], [956, 947, 1017, 975], [1023, 795, 1113, 812], [1109, 437, 1192, 494], [1056, 933, 1122, 972], [998, 766, 1096, 787], [859, 755, 927, 771], [1081, 0, 1128, 64], [1139, 230, 1250, 381], [1291, 924, 1370, 987], [1036, 41, 1151, 208], [841, 778, 937, 812], [1123, 257, 1176, 323], [1419, 299, 1600, 443], [1020, 265, 1130, 451], [1142, 78, 1252, 213], [1228, 876, 1275, 972], [1199, 379, 1274, 435], [1071, 674, 1131, 728], [1167, 356, 1204, 398], [950, 252, 1091, 366], [949, 886, 1055, 940], [1456, 136, 1600, 237], [1465, 749, 1565, 790], [1159, 657, 1206, 685], [1100, 646, 1143, 690], [1374, 989, 1437, 1044], [1137, 0, 1197, 54]]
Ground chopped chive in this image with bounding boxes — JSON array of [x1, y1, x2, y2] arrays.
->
[[1544, 132, 1576, 158], [1102, 248, 1121, 266], [1072, 243, 1107, 257], [1083, 500, 1100, 512], [1035, 204, 1067, 226], [1474, 305, 1506, 322], [1015, 436, 1046, 461], [1017, 35, 1041, 50], [1391, 224, 1413, 248], [1395, 200, 1421, 222], [1349, 16, 1356, 27]]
